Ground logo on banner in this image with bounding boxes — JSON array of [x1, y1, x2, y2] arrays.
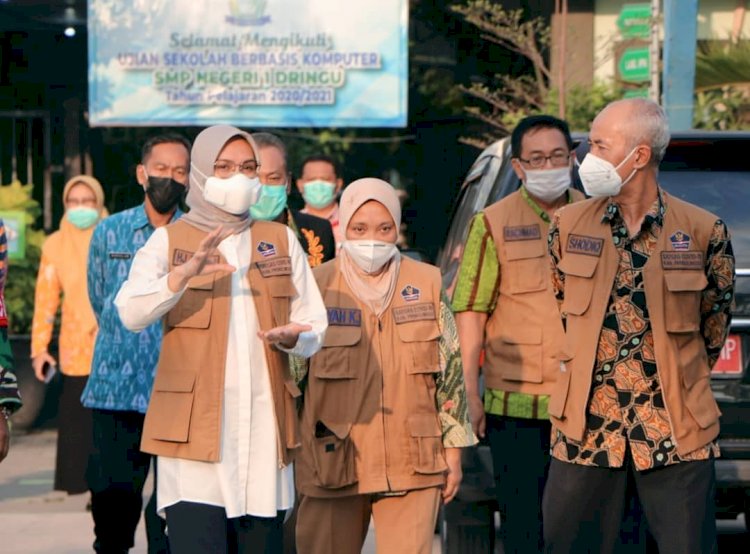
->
[[401, 285, 420, 302], [669, 231, 690, 251], [257, 241, 277, 257], [226, 0, 271, 26]]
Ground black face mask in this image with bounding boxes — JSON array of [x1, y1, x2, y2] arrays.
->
[[145, 176, 186, 214]]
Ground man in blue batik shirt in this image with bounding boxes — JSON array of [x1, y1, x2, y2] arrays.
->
[[83, 134, 190, 554]]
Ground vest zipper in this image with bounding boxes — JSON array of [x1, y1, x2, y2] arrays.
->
[[376, 315, 392, 491]]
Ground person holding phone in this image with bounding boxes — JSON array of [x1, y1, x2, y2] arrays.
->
[[31, 175, 106, 494]]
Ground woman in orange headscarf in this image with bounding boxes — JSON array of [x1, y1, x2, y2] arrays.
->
[[31, 175, 106, 494]]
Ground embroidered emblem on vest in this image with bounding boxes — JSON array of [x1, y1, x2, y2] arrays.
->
[[400, 285, 420, 302], [108, 251, 132, 260], [327, 307, 362, 327], [172, 248, 219, 266], [565, 234, 604, 256], [257, 241, 276, 257], [256, 256, 292, 277], [504, 224, 541, 241], [661, 251, 704, 270], [669, 231, 690, 251], [393, 303, 436, 324]]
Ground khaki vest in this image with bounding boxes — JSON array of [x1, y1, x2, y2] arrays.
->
[[549, 191, 721, 456], [141, 219, 302, 465], [483, 189, 584, 394], [296, 257, 447, 498]]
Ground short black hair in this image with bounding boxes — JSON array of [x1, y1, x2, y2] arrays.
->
[[141, 133, 192, 164], [299, 154, 339, 178], [510, 115, 574, 158]]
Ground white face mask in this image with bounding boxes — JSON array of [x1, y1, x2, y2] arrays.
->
[[578, 147, 638, 197], [523, 166, 571, 203], [202, 173, 262, 215], [342, 240, 398, 274]]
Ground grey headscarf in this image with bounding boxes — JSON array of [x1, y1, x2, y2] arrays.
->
[[181, 124, 261, 234]]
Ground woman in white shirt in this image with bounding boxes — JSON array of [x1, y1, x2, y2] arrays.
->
[[115, 125, 327, 553]]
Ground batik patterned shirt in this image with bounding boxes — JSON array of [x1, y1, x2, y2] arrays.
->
[[548, 190, 734, 470], [81, 205, 182, 413]]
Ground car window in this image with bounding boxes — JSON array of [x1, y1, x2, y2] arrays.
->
[[659, 172, 750, 268]]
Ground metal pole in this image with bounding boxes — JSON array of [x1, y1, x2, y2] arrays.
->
[[662, 0, 699, 130], [650, 0, 661, 103]]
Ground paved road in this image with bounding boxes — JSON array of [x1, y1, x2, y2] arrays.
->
[[0, 429, 440, 553], [1, 429, 745, 553]]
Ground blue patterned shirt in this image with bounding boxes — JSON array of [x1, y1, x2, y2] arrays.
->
[[81, 205, 182, 413]]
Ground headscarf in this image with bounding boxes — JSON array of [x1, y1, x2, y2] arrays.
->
[[338, 178, 402, 316], [181, 124, 261, 234], [55, 175, 107, 333]]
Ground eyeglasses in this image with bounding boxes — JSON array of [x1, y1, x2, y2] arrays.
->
[[517, 152, 571, 169], [213, 159, 260, 177]]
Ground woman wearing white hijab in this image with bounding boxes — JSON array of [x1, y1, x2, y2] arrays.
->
[[293, 178, 476, 554], [115, 125, 327, 553]]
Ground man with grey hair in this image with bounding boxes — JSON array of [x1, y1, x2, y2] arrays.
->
[[251, 132, 336, 267], [543, 98, 734, 552]]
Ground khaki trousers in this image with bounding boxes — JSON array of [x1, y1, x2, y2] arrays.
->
[[296, 487, 441, 554]]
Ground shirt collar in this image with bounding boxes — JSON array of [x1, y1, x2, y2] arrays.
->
[[601, 186, 667, 228], [131, 204, 184, 231], [519, 185, 575, 224]]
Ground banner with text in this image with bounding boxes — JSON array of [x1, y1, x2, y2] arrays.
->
[[88, 0, 408, 127]]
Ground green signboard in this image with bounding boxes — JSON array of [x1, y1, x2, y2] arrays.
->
[[623, 88, 650, 99], [619, 46, 651, 83], [617, 3, 652, 39]]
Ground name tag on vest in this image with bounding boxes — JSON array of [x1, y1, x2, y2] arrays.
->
[[393, 303, 436, 324], [327, 307, 362, 327], [504, 224, 541, 241], [172, 248, 219, 266], [108, 251, 132, 260], [661, 251, 704, 270], [566, 234, 604, 256], [256, 256, 292, 277]]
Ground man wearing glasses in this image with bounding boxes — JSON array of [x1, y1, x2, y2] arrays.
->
[[451, 115, 583, 553]]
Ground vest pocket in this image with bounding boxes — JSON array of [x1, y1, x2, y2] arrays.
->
[[148, 371, 196, 442], [557, 255, 597, 318], [396, 319, 441, 373], [663, 272, 707, 333], [493, 325, 543, 383], [505, 240, 548, 294], [311, 420, 357, 489], [408, 413, 448, 475], [166, 274, 215, 329], [267, 278, 298, 329], [313, 326, 361, 379], [674, 332, 720, 429]]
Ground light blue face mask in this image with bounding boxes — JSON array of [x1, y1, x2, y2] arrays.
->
[[66, 207, 99, 229], [250, 184, 288, 221], [302, 180, 336, 209]]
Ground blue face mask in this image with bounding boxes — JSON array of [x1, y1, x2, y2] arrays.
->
[[250, 184, 288, 221], [302, 180, 336, 209], [66, 207, 99, 229]]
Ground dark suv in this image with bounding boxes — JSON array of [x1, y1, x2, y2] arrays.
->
[[437, 131, 750, 553]]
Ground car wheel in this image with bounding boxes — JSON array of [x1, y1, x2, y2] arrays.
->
[[8, 336, 45, 430]]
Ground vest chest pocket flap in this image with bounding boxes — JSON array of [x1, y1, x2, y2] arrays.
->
[[311, 419, 357, 489], [663, 272, 708, 333], [266, 277, 298, 329], [396, 317, 441, 374], [408, 413, 448, 475], [557, 254, 598, 317], [313, 324, 361, 379], [505, 240, 548, 293], [166, 273, 216, 329], [147, 370, 197, 443]]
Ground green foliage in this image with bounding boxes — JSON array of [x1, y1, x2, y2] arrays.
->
[[545, 82, 625, 132], [694, 86, 750, 130], [0, 181, 45, 335], [695, 40, 750, 92]]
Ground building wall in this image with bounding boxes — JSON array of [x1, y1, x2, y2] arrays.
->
[[593, 0, 749, 82]]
